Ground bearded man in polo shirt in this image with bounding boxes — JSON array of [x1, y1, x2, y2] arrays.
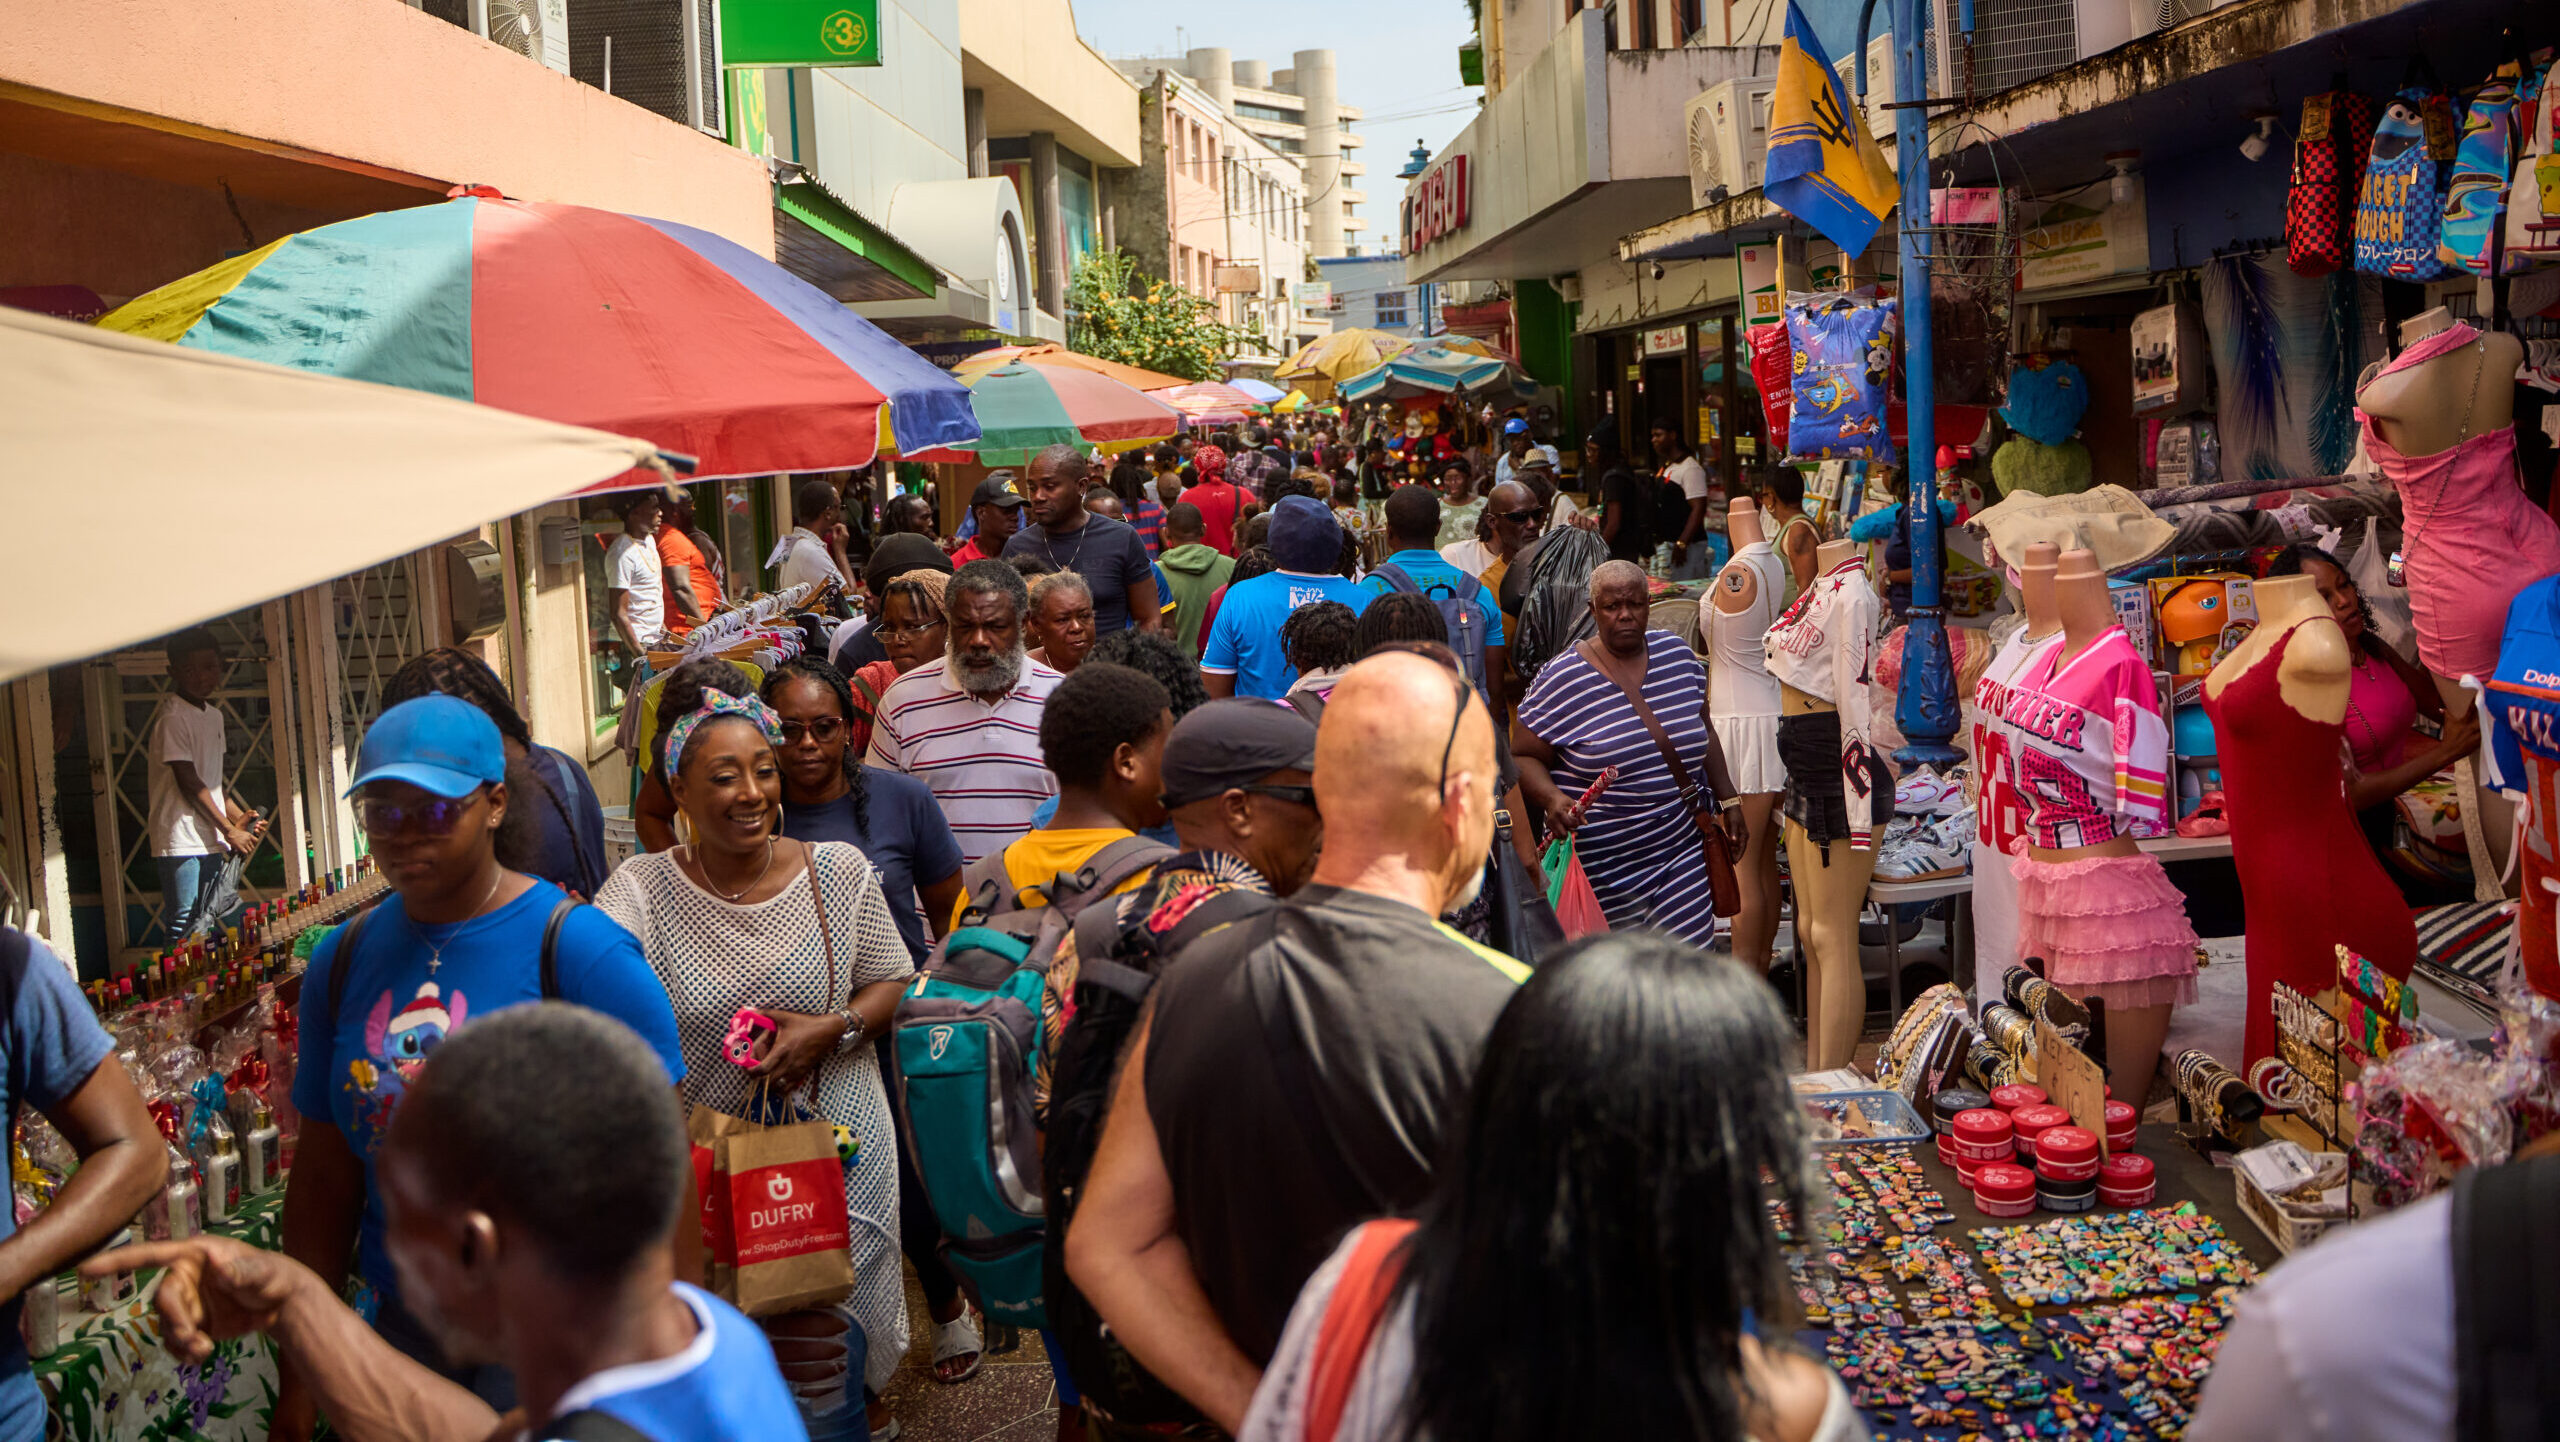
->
[[863, 560, 1065, 864]]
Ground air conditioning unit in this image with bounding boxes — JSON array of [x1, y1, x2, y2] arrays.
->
[[568, 0, 724, 136], [1833, 33, 1898, 141], [476, 0, 572, 73], [1928, 0, 2117, 102], [1685, 77, 1777, 208]]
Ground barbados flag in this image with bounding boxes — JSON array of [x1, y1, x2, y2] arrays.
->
[[1764, 0, 1900, 258]]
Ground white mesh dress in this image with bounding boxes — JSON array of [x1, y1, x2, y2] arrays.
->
[[597, 841, 914, 1395]]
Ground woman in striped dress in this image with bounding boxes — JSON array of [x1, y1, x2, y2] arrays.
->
[[1514, 560, 1745, 946]]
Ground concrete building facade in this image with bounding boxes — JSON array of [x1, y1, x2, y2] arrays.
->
[[1113, 47, 1368, 258]]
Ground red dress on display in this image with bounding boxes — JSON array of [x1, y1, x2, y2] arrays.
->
[[2204, 622, 2418, 1067]]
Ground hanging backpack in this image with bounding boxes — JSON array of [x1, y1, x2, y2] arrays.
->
[[890, 835, 1168, 1330], [2504, 53, 2560, 274], [2356, 85, 2454, 280], [1041, 882, 1275, 1426], [2442, 62, 2527, 276], [2286, 86, 2377, 277], [1369, 560, 1493, 700]]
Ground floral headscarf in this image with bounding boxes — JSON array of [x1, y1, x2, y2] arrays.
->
[[663, 689, 784, 775], [1192, 443, 1228, 482]]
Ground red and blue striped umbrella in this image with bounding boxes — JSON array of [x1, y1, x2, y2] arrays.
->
[[99, 187, 978, 485]]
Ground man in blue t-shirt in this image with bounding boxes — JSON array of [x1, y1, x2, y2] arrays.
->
[[1361, 487, 1510, 714], [282, 696, 688, 1427], [1202, 497, 1374, 699], [0, 929, 171, 1438], [91, 1005, 803, 1442]]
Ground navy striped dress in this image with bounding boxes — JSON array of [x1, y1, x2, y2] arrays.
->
[[1517, 629, 1720, 945]]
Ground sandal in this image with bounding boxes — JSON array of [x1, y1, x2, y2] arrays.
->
[[931, 1303, 985, 1385], [870, 1418, 902, 1442]]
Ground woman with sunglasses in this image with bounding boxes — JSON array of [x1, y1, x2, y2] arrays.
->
[[377, 647, 608, 898], [278, 697, 689, 1441], [598, 689, 917, 1442], [762, 655, 981, 1388]]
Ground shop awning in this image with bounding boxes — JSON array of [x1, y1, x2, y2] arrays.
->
[[0, 306, 666, 683], [774, 179, 942, 303]]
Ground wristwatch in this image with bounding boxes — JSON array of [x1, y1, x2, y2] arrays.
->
[[836, 1005, 867, 1049]]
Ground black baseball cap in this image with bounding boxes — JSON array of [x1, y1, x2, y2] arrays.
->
[[970, 474, 1027, 509], [1159, 700, 1319, 810]]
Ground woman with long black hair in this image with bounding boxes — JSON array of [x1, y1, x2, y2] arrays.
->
[[1239, 935, 1867, 1442]]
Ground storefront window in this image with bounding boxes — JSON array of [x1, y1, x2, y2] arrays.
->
[[580, 497, 635, 737]]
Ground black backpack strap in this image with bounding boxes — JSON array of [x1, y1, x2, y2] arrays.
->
[[324, 904, 377, 1039], [2454, 1151, 2560, 1441], [539, 897, 579, 1000], [1048, 837, 1173, 921], [539, 1410, 658, 1442]]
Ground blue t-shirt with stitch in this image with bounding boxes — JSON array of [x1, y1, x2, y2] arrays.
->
[[1360, 549, 1507, 646], [292, 881, 686, 1313], [0, 932, 117, 1434], [1202, 570, 1375, 699]]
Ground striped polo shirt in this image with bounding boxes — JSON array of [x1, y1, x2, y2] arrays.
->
[[862, 660, 1063, 863]]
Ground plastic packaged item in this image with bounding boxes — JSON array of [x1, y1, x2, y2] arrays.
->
[[1783, 292, 1898, 464], [20, 1275, 58, 1357], [2035, 1125, 2101, 1183], [2038, 1179, 2099, 1213], [1951, 1108, 2017, 1161], [203, 1132, 240, 1224], [1932, 1087, 1991, 1135], [2098, 1152, 2158, 1207], [79, 1229, 136, 1314], [1989, 1083, 2047, 1113], [142, 1143, 200, 1243], [2104, 1098, 2140, 1147], [244, 1108, 283, 1197], [1973, 1163, 2038, 1217]]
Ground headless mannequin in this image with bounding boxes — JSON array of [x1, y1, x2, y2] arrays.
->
[[2017, 543, 2060, 639], [1715, 497, 1783, 971], [2355, 304, 2523, 879], [1787, 537, 1879, 1072], [1974, 544, 2062, 1013], [2202, 574, 2348, 720], [2030, 550, 2174, 1108]]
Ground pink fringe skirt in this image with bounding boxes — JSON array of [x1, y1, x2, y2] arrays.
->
[[2011, 843, 2200, 1011]]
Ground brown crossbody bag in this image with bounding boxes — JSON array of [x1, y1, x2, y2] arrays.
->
[[1576, 639, 1742, 918]]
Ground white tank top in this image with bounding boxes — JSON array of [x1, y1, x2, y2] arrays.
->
[[1706, 541, 1786, 719]]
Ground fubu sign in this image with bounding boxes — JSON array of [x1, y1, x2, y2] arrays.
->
[[1405, 155, 1471, 253]]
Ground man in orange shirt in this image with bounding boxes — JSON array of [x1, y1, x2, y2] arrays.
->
[[655, 491, 723, 634]]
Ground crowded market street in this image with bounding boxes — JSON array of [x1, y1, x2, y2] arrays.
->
[[6, 0, 2560, 1437]]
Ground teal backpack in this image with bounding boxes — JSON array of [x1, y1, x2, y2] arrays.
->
[[891, 835, 1168, 1330]]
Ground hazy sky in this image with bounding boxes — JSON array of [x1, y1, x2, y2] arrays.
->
[[1068, 0, 1484, 178]]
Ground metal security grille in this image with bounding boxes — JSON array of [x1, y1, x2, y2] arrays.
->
[[331, 558, 429, 741], [93, 608, 288, 954], [1934, 0, 2079, 102], [693, 0, 723, 137], [569, 0, 688, 124]]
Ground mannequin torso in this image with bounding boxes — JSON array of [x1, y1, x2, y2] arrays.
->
[[1714, 499, 1768, 615], [2025, 550, 2144, 862], [2203, 575, 2349, 725], [2357, 308, 2521, 456]]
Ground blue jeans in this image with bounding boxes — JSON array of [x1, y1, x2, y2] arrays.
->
[[155, 853, 241, 943]]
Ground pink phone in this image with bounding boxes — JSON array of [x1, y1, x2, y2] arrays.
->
[[723, 1008, 778, 1067]]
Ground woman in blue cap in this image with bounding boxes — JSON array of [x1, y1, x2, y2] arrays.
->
[[274, 695, 690, 1441]]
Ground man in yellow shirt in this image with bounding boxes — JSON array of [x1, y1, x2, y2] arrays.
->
[[951, 661, 1173, 929]]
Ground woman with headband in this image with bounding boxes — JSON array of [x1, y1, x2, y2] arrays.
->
[[597, 688, 917, 1442]]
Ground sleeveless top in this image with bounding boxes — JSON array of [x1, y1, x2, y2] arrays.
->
[[1773, 514, 1821, 610], [1707, 541, 1786, 719]]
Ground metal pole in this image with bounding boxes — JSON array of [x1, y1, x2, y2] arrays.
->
[[1890, 0, 1960, 769]]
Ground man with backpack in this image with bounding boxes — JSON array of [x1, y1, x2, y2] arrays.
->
[[1065, 651, 1528, 1434], [895, 663, 1176, 1433], [1039, 700, 1326, 1436], [1362, 487, 1508, 718]]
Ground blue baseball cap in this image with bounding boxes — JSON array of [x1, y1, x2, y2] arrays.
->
[[1502, 417, 1530, 435], [346, 696, 507, 799]]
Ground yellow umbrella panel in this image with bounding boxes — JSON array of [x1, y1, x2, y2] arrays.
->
[[1276, 328, 1414, 401], [0, 307, 666, 682]]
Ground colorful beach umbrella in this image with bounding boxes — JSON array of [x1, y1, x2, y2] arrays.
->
[[901, 362, 1182, 465], [949, 343, 1193, 392], [99, 188, 978, 486], [1230, 378, 1287, 404], [1337, 344, 1536, 404], [1414, 333, 1507, 361], [1153, 381, 1262, 428], [1277, 328, 1414, 401]]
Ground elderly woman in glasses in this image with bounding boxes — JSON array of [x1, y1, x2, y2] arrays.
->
[[278, 697, 691, 1438], [846, 567, 951, 757], [597, 686, 918, 1441]]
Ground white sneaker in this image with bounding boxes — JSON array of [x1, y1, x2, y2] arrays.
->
[[1894, 767, 1966, 817], [1875, 811, 1972, 881]]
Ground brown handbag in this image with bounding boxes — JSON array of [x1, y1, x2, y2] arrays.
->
[[1576, 640, 1742, 918]]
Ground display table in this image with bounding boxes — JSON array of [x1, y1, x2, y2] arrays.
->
[[38, 1192, 284, 1442], [1792, 1120, 2279, 1441]]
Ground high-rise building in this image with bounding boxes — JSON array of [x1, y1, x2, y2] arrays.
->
[[1112, 47, 1367, 258]]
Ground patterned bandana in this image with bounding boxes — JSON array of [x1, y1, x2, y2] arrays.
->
[[1192, 443, 1228, 482], [664, 690, 785, 774]]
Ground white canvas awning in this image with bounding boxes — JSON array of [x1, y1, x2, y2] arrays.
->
[[0, 306, 668, 682]]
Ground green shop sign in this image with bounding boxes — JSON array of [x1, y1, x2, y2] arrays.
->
[[722, 0, 881, 67]]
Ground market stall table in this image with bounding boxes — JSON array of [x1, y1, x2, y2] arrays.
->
[[38, 1191, 284, 1441]]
